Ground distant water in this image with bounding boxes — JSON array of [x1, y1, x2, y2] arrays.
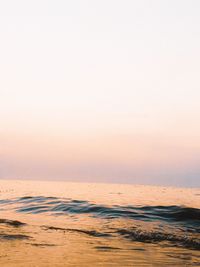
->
[[0, 180, 200, 266]]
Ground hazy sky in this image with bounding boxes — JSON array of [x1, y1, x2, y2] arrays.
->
[[0, 0, 200, 186]]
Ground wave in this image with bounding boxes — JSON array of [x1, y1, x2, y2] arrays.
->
[[0, 195, 200, 250], [0, 216, 199, 250], [0, 218, 26, 227], [39, 224, 200, 250], [0, 233, 30, 240], [1, 196, 200, 229], [116, 228, 200, 250]]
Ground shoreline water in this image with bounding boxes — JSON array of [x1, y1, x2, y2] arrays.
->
[[0, 180, 199, 266]]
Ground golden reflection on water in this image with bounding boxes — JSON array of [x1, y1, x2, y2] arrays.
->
[[0, 180, 200, 266]]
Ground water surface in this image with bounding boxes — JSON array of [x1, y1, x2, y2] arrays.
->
[[0, 180, 199, 266]]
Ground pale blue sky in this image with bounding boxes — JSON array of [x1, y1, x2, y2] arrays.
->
[[0, 1, 200, 186]]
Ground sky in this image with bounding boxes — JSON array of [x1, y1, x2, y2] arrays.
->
[[0, 0, 200, 187]]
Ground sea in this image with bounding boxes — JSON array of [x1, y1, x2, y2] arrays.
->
[[0, 179, 199, 266]]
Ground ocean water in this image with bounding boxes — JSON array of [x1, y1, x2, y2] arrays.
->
[[0, 180, 199, 266]]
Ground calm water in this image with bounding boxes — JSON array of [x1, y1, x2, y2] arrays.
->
[[0, 180, 199, 266]]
